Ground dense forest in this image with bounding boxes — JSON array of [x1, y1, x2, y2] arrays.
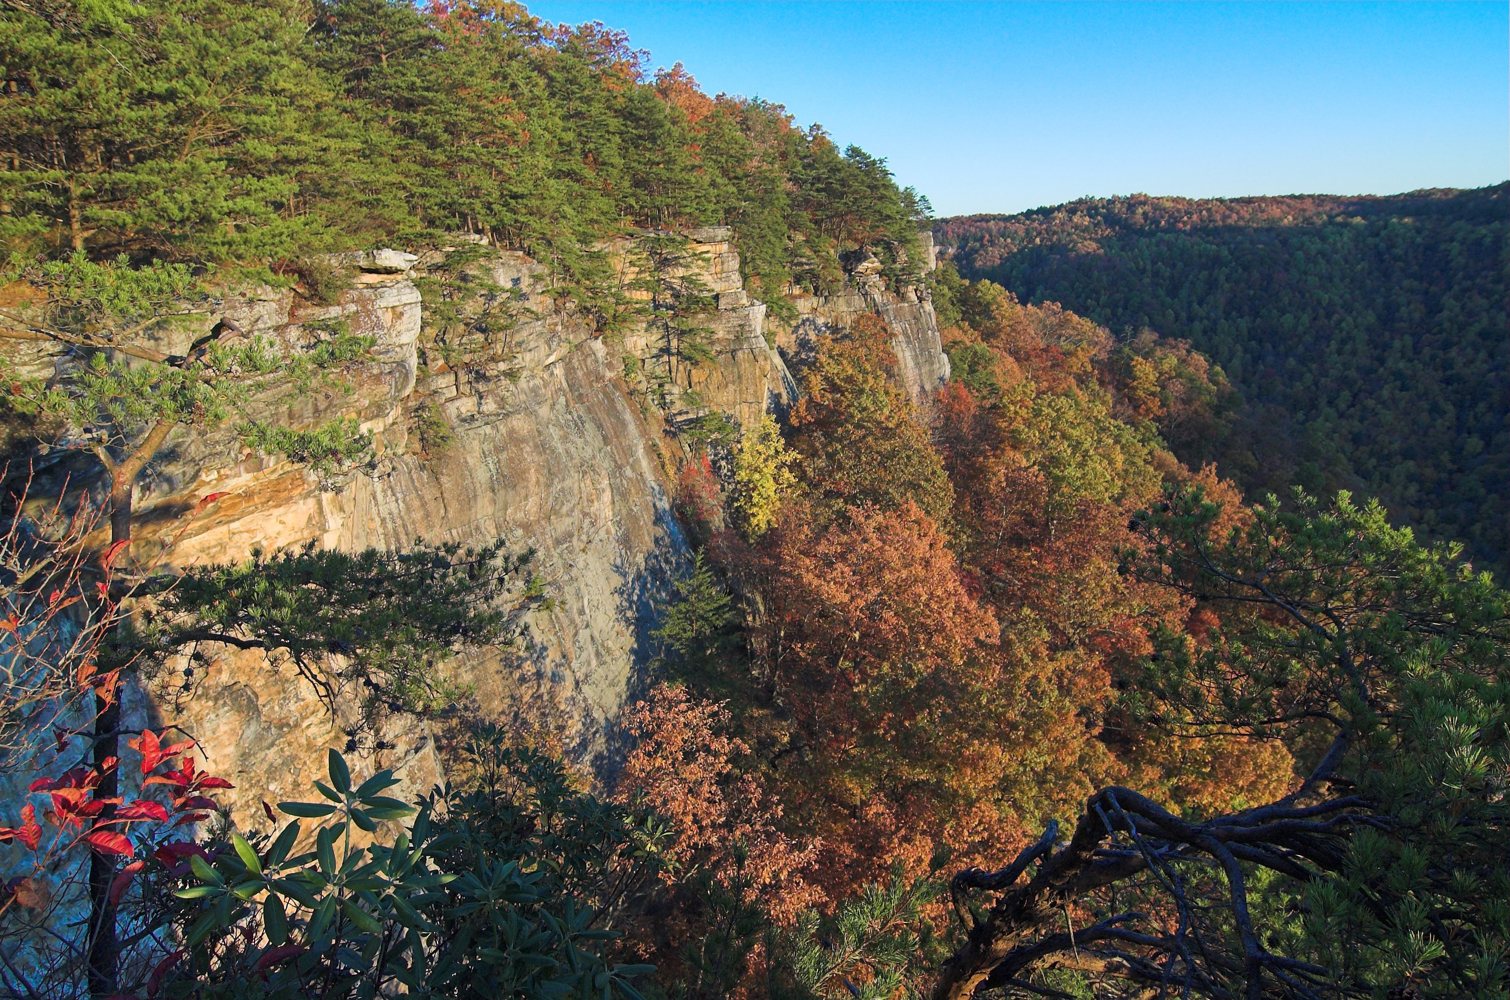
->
[[1, 0, 929, 303], [2, 2, 1508, 999], [936, 188, 1510, 578]]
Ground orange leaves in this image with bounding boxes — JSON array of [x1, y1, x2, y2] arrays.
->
[[102, 538, 132, 571], [6, 875, 51, 911], [83, 830, 133, 856], [0, 803, 43, 850], [653, 62, 714, 124], [744, 500, 1018, 893], [763, 501, 996, 692], [617, 685, 820, 925], [1118, 731, 1296, 817], [129, 729, 195, 776]]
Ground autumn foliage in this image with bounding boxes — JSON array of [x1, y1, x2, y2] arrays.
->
[[683, 300, 1299, 937], [617, 684, 819, 925]]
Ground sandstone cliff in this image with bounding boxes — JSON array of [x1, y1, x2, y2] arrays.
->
[[7, 231, 948, 822]]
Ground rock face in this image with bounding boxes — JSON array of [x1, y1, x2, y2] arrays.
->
[[769, 235, 950, 407], [6, 231, 947, 822]]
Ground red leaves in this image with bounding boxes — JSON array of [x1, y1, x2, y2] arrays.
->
[[2, 728, 232, 887], [146, 949, 184, 998], [173, 796, 219, 815], [675, 455, 724, 535], [84, 830, 133, 856], [152, 841, 208, 871], [116, 801, 170, 823], [146, 756, 231, 793], [0, 804, 42, 850], [193, 491, 231, 513], [29, 767, 89, 793], [145, 754, 233, 823], [31, 768, 114, 828], [110, 860, 145, 905], [102, 538, 132, 571], [129, 730, 195, 776]]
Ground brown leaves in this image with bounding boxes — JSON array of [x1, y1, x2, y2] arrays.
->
[[6, 875, 51, 911], [616, 684, 820, 926], [762, 501, 996, 697]]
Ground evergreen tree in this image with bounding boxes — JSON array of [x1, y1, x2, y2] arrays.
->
[[654, 551, 737, 680], [936, 489, 1510, 999], [0, 256, 540, 997], [1, 0, 344, 263]]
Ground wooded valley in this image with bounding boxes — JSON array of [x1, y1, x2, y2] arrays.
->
[[0, 2, 1505, 999]]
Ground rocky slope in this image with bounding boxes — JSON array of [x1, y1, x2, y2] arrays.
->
[[12, 231, 949, 822]]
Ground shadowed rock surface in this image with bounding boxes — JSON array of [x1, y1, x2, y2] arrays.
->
[[3, 232, 946, 821]]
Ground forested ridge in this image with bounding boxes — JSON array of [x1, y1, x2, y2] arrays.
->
[[2, 2, 1508, 999], [1, 0, 930, 304], [936, 187, 1510, 578]]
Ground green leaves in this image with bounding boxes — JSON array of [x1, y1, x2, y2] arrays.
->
[[237, 417, 372, 477], [161, 538, 546, 722], [777, 873, 937, 1000], [1121, 483, 1510, 997], [328, 748, 351, 795], [279, 800, 337, 819], [162, 742, 662, 999], [231, 832, 262, 876]]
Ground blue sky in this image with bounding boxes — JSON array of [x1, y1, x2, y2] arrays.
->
[[525, 1, 1509, 216]]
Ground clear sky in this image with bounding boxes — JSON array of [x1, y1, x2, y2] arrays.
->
[[524, 1, 1509, 216]]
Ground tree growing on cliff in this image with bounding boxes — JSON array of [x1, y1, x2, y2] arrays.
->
[[623, 232, 718, 412], [787, 314, 954, 528], [0, 255, 546, 998], [730, 413, 797, 541]]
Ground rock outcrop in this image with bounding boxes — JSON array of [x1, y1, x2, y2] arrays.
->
[[6, 230, 948, 821], [770, 232, 950, 406]]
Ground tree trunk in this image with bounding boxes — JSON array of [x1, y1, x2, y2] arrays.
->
[[68, 176, 86, 253], [85, 695, 121, 999], [87, 479, 130, 999]]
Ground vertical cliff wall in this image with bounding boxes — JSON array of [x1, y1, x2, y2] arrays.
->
[[768, 233, 951, 405], [7, 232, 948, 821]]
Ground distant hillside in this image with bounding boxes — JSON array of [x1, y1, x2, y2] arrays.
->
[[937, 186, 1510, 577]]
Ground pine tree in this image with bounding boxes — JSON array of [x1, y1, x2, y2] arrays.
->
[[0, 255, 540, 997], [654, 551, 737, 677], [1, 0, 343, 263]]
